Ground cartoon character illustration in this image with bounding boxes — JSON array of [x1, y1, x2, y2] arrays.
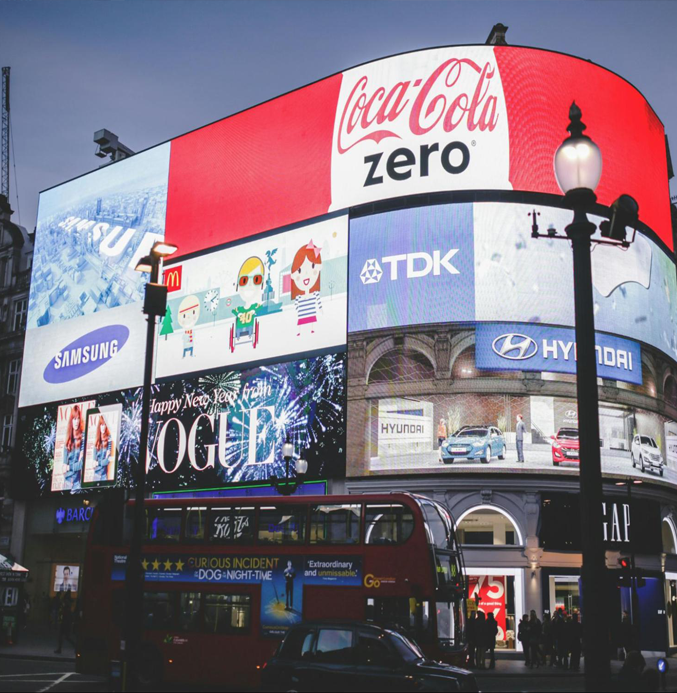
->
[[64, 404, 85, 491], [291, 240, 323, 337], [94, 415, 113, 482], [178, 295, 201, 358], [230, 256, 264, 352]]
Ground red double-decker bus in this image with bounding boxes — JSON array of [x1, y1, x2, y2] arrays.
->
[[77, 492, 467, 688]]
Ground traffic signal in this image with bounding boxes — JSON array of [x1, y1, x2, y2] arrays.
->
[[618, 557, 632, 587]]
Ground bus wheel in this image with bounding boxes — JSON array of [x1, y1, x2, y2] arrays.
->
[[134, 646, 163, 688]]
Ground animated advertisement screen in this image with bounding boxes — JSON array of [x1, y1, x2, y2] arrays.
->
[[15, 353, 346, 496], [156, 214, 348, 379], [349, 202, 677, 365], [346, 391, 677, 486], [28, 143, 170, 330]]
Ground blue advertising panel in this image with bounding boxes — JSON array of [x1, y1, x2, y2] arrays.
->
[[475, 323, 642, 385], [348, 204, 475, 332], [28, 143, 171, 330]]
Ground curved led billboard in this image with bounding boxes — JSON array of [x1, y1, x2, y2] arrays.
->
[[348, 202, 677, 364], [164, 45, 671, 255]]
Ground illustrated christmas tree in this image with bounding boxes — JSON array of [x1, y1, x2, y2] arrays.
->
[[160, 305, 174, 340]]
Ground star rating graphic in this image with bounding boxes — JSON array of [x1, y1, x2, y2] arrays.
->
[[360, 258, 383, 285], [140, 557, 185, 573]]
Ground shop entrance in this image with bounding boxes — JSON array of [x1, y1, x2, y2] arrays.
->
[[548, 575, 581, 616]]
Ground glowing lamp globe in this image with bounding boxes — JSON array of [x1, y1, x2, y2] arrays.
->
[[296, 457, 308, 475], [554, 102, 603, 195]]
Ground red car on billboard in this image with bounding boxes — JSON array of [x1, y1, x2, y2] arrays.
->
[[551, 428, 580, 466]]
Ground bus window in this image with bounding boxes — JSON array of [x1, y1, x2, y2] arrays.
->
[[364, 504, 414, 545], [204, 594, 251, 634], [146, 508, 182, 543], [258, 506, 307, 544], [185, 507, 207, 541], [366, 596, 431, 643], [209, 507, 255, 543], [178, 592, 201, 631], [420, 501, 451, 550], [143, 592, 174, 630], [310, 504, 361, 544]]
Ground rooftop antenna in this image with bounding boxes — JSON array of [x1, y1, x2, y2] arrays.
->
[[1, 67, 9, 198]]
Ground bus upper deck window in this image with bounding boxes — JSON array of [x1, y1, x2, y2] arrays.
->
[[185, 507, 207, 541], [364, 504, 414, 545], [420, 501, 452, 550], [146, 508, 181, 543], [209, 507, 255, 543], [310, 504, 361, 544], [258, 506, 307, 544]]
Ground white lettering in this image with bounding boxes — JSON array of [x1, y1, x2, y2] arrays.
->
[[382, 253, 407, 280], [188, 414, 216, 471]]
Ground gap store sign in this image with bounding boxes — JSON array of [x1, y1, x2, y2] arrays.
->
[[475, 323, 642, 385]]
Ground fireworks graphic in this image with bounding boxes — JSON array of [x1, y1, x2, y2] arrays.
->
[[198, 371, 242, 415]]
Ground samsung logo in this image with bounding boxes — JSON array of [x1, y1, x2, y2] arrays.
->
[[44, 325, 129, 384]]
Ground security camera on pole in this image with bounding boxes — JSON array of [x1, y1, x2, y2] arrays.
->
[[529, 102, 640, 692]]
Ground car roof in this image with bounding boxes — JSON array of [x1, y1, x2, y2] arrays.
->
[[285, 620, 395, 633]]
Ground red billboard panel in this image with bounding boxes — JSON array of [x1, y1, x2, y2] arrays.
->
[[164, 46, 671, 258]]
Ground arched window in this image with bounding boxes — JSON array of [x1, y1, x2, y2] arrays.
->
[[663, 518, 677, 554], [665, 375, 677, 409], [369, 349, 434, 384], [456, 506, 523, 546]]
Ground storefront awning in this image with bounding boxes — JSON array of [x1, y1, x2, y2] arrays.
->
[[0, 554, 29, 583]]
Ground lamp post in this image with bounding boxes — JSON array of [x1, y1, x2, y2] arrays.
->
[[123, 241, 177, 690], [529, 102, 639, 692], [270, 439, 308, 496]]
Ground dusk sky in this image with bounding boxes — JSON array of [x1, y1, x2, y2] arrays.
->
[[1, 0, 675, 231]]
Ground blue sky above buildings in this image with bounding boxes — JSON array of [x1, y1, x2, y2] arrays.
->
[[1, 0, 675, 230]]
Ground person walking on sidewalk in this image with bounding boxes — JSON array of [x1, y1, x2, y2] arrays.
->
[[475, 611, 487, 669], [54, 590, 74, 654], [485, 612, 499, 669], [528, 610, 542, 668], [541, 612, 554, 666], [516, 414, 526, 463], [518, 614, 531, 666], [467, 611, 477, 668], [567, 613, 582, 671]]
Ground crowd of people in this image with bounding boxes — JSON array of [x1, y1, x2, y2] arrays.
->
[[517, 609, 582, 669]]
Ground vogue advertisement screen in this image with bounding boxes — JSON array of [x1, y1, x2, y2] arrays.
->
[[14, 353, 346, 497]]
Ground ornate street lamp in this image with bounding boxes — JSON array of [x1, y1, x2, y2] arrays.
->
[[529, 102, 639, 692], [271, 439, 308, 496], [123, 240, 178, 690]]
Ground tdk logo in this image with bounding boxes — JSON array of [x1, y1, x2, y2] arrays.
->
[[43, 324, 130, 384], [360, 250, 459, 285], [492, 332, 634, 371], [492, 334, 538, 360]]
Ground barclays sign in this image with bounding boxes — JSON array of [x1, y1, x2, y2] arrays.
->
[[476, 322, 642, 385]]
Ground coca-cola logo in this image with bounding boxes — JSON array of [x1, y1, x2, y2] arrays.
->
[[337, 57, 500, 155]]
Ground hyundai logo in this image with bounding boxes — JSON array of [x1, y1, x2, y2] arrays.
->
[[565, 409, 578, 419], [492, 333, 538, 360]]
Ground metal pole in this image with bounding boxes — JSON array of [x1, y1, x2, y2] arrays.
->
[[566, 196, 611, 692], [626, 480, 641, 649], [123, 261, 159, 691]]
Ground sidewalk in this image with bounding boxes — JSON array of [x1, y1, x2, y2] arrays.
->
[[476, 653, 677, 684], [0, 623, 75, 662]]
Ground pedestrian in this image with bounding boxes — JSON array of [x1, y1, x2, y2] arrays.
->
[[20, 593, 30, 630], [54, 590, 73, 654], [475, 611, 486, 669], [528, 610, 542, 668], [541, 612, 554, 666], [559, 614, 571, 669], [437, 418, 448, 448], [516, 414, 526, 463], [568, 613, 582, 671], [614, 650, 645, 691], [518, 614, 531, 666], [618, 610, 632, 660], [50, 592, 60, 629], [467, 610, 477, 668], [485, 612, 498, 669]]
